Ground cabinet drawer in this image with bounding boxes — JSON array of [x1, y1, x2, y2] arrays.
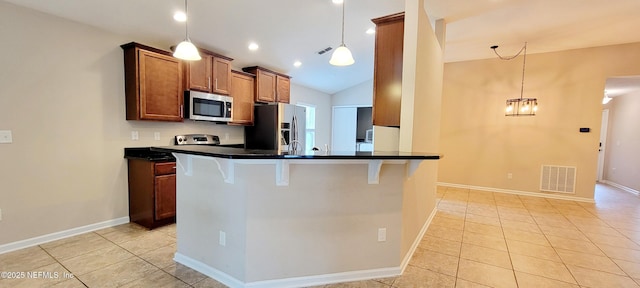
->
[[155, 162, 176, 175]]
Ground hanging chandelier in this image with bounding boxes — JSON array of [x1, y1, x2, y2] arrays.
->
[[491, 42, 537, 116]]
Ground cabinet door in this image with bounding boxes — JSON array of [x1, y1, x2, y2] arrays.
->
[[276, 75, 291, 103], [154, 174, 176, 220], [230, 71, 255, 125], [372, 16, 404, 127], [212, 57, 232, 95], [256, 69, 276, 103], [138, 50, 183, 121], [187, 54, 212, 92]]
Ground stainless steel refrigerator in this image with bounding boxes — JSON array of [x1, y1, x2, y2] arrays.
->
[[245, 103, 306, 154]]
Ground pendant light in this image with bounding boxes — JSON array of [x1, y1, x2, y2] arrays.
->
[[173, 0, 201, 61], [491, 42, 537, 116], [329, 0, 355, 66]]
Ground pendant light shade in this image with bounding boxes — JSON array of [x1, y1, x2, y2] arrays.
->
[[329, 45, 355, 66], [330, 0, 354, 66], [174, 40, 201, 61], [173, 0, 201, 61]]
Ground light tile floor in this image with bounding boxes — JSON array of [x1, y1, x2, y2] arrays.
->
[[2, 184, 640, 287]]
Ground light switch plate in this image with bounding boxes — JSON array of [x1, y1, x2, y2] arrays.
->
[[219, 231, 226, 246], [0, 130, 12, 144], [154, 132, 160, 141], [378, 228, 387, 242]]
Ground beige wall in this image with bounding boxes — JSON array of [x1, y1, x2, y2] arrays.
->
[[0, 2, 331, 247], [439, 42, 640, 199], [603, 91, 640, 191], [399, 0, 442, 258]]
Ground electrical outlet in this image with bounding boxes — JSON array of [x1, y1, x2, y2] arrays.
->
[[131, 131, 139, 141], [0, 130, 12, 144], [224, 133, 229, 140], [154, 132, 161, 141], [507, 173, 513, 179], [219, 231, 226, 246], [378, 228, 386, 242]]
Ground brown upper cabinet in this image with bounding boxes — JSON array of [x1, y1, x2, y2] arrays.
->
[[242, 66, 291, 104], [121, 42, 184, 122], [184, 49, 233, 95], [372, 12, 404, 127], [230, 70, 255, 125], [276, 75, 291, 103]]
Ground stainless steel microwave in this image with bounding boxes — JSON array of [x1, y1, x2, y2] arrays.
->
[[184, 91, 232, 122]]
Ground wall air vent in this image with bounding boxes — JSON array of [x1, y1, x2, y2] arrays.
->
[[540, 165, 576, 194], [317, 47, 333, 55]]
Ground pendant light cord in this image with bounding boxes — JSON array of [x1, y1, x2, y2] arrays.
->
[[492, 42, 528, 100], [520, 43, 527, 101], [340, 1, 345, 45], [184, 0, 190, 41]]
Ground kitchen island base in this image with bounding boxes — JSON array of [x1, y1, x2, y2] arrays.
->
[[172, 153, 423, 288]]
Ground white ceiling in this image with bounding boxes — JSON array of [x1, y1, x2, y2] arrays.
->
[[4, 0, 640, 94]]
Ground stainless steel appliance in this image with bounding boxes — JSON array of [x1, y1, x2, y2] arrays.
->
[[174, 134, 221, 145], [184, 91, 232, 122], [245, 103, 306, 154]]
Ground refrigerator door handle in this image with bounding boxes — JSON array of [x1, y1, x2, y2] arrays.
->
[[290, 114, 299, 153]]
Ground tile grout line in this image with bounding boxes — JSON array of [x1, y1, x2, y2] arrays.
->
[[98, 227, 196, 288], [523, 198, 582, 286], [530, 199, 640, 285], [39, 236, 90, 287], [498, 193, 520, 287]]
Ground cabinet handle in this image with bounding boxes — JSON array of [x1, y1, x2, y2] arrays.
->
[[208, 77, 211, 89], [180, 104, 183, 118], [215, 78, 218, 90]]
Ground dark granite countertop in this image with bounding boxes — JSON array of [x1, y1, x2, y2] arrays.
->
[[124, 147, 176, 162], [150, 145, 442, 160]]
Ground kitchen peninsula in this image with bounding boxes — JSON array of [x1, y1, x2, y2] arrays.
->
[[152, 146, 441, 288]]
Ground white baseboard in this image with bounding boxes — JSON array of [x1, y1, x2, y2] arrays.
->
[[174, 252, 402, 288], [437, 182, 595, 203], [603, 180, 640, 195], [0, 217, 130, 254], [399, 207, 437, 274]]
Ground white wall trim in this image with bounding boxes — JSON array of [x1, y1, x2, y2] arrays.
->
[[400, 207, 437, 273], [437, 182, 595, 203], [603, 180, 640, 196], [175, 252, 401, 288], [0, 217, 130, 254], [174, 253, 245, 288]]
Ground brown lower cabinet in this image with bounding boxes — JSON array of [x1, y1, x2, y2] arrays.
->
[[127, 159, 176, 229]]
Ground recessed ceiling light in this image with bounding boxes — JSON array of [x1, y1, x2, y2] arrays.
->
[[332, 0, 344, 4], [173, 11, 187, 22], [294, 61, 302, 67], [248, 42, 259, 51], [366, 28, 376, 35]]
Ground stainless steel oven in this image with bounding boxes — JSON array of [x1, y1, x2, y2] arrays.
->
[[184, 91, 232, 122]]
